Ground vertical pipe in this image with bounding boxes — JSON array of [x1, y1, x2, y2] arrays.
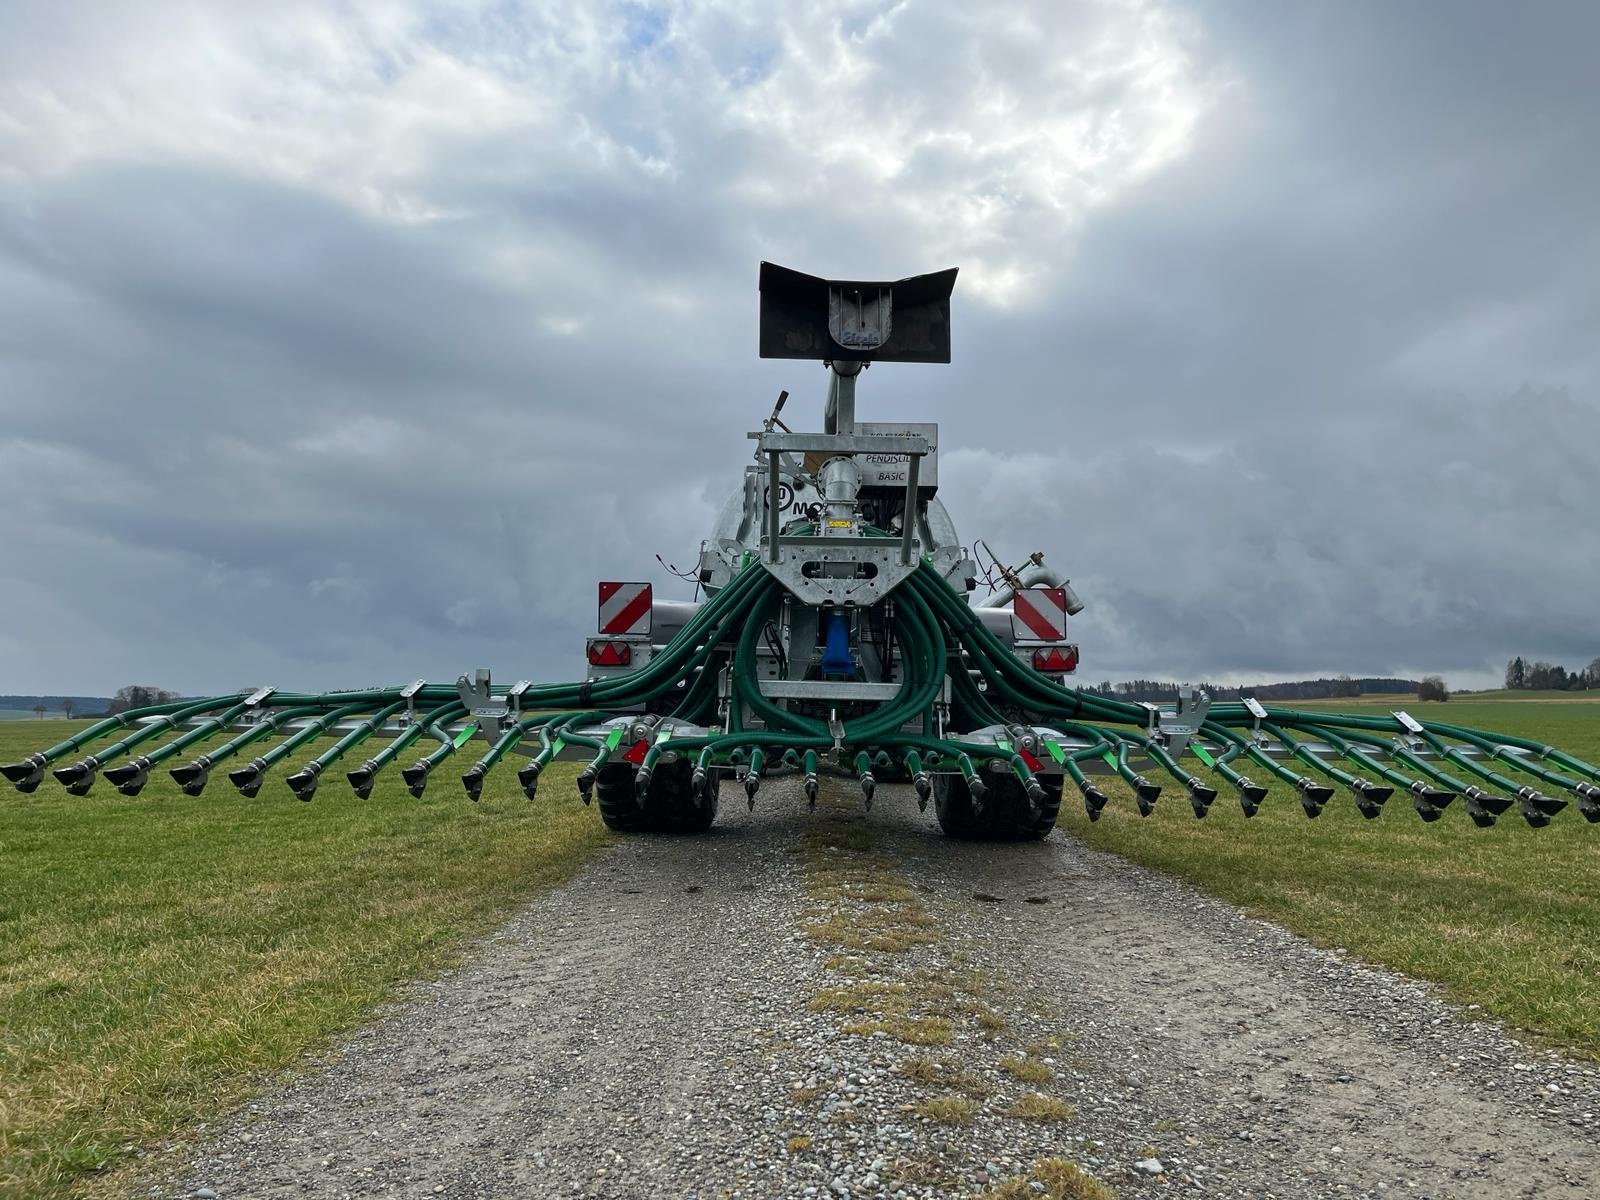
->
[[900, 453, 921, 565], [767, 449, 782, 563]]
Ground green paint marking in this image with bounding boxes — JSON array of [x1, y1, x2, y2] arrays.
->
[[997, 739, 1012, 753], [1191, 743, 1216, 768], [550, 736, 566, 757], [655, 729, 672, 744], [605, 728, 624, 750], [1044, 739, 1066, 764], [1100, 750, 1119, 771], [451, 722, 479, 749]]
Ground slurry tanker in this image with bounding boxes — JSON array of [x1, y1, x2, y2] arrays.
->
[[7, 264, 1599, 838]]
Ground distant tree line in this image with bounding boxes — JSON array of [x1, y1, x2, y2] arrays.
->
[[106, 685, 181, 713], [1503, 657, 1600, 692], [1079, 676, 1421, 703]]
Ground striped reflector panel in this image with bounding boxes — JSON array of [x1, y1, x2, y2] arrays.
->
[[1011, 587, 1068, 641], [598, 582, 653, 636]]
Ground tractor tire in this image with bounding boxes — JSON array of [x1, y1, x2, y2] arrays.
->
[[594, 759, 718, 834], [933, 770, 1062, 841]]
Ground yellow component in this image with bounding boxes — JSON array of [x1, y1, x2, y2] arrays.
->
[[827, 519, 852, 528]]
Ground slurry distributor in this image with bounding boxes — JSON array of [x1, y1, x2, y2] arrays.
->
[[8, 265, 1599, 837]]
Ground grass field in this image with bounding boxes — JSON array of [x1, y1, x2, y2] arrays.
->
[[1060, 699, 1600, 1060], [0, 719, 610, 1200], [4, 701, 1599, 1197]]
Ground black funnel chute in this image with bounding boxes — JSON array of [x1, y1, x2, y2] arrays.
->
[[758, 263, 957, 363]]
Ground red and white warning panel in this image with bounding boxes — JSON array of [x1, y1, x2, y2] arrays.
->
[[598, 582, 653, 637], [1010, 586, 1068, 642]]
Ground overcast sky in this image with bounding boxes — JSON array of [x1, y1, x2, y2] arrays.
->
[[2, 0, 1596, 696]]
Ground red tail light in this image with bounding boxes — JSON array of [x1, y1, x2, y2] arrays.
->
[[587, 639, 632, 667], [1032, 646, 1078, 673]]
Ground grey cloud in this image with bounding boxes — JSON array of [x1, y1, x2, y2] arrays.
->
[[0, 0, 1595, 695]]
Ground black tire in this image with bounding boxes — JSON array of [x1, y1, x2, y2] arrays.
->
[[933, 770, 1061, 841], [594, 759, 718, 833]]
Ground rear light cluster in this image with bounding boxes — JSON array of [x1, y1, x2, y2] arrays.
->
[[587, 639, 632, 667], [1032, 646, 1078, 673]]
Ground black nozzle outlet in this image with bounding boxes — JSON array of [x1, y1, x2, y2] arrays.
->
[[347, 760, 378, 799], [105, 757, 152, 797], [286, 766, 320, 802], [1516, 787, 1566, 827], [228, 757, 267, 796], [461, 768, 484, 802], [52, 758, 97, 793], [2, 754, 46, 791], [860, 772, 876, 809], [517, 761, 542, 801], [1463, 786, 1511, 816], [169, 760, 211, 796], [1185, 779, 1217, 818], [575, 768, 596, 804], [1575, 782, 1600, 823], [803, 772, 819, 810], [744, 772, 761, 802], [1410, 794, 1443, 823], [1355, 781, 1394, 805], [401, 761, 432, 798], [1408, 782, 1455, 809], [1081, 785, 1109, 822], [1133, 777, 1160, 817], [1237, 779, 1267, 818]]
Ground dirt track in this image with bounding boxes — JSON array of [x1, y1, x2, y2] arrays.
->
[[166, 782, 1600, 1199]]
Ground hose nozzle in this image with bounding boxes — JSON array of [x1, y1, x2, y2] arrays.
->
[[1079, 781, 1109, 822], [401, 760, 433, 799], [460, 766, 485, 802], [1575, 781, 1600, 823], [53, 756, 100, 796], [228, 757, 266, 798], [1294, 776, 1333, 817], [1, 754, 46, 793], [286, 761, 322, 802], [517, 761, 542, 801], [347, 760, 378, 799], [170, 757, 212, 797], [1351, 780, 1393, 819], [104, 756, 153, 797], [1235, 777, 1267, 818], [1516, 785, 1566, 827], [576, 767, 596, 804], [855, 752, 875, 810], [912, 772, 932, 811], [1184, 777, 1217, 818], [1132, 776, 1159, 817]]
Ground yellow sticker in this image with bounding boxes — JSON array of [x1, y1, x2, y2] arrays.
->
[[827, 519, 852, 528]]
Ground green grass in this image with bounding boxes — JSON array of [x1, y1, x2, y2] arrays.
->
[[0, 719, 611, 1200], [1061, 700, 1600, 1058]]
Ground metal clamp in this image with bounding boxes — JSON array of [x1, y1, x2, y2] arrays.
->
[[506, 680, 531, 726], [1139, 702, 1161, 740], [1392, 709, 1424, 751], [1243, 696, 1268, 746], [400, 678, 426, 727]]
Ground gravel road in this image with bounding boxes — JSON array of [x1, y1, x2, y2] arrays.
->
[[162, 781, 1600, 1199]]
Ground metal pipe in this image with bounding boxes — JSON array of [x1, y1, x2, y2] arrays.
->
[[900, 453, 920, 565]]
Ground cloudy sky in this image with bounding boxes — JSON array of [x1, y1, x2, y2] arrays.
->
[[2, 0, 1595, 696]]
